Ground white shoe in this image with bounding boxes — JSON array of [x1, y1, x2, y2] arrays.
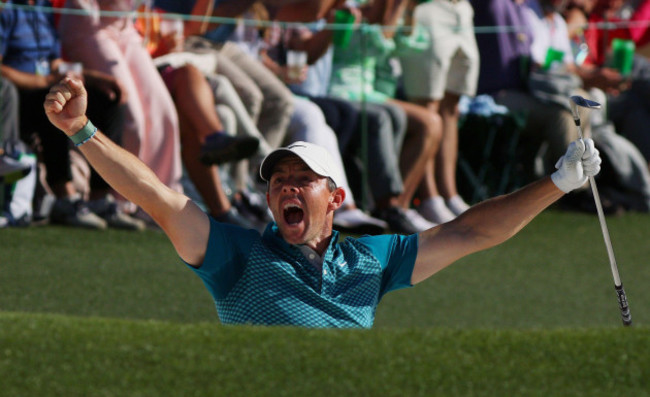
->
[[403, 209, 437, 232], [418, 196, 456, 224], [334, 208, 388, 235], [446, 195, 470, 216]]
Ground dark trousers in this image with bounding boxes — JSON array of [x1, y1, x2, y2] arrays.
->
[[19, 85, 125, 191], [0, 78, 20, 150]]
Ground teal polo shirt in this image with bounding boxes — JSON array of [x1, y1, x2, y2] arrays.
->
[[187, 217, 419, 328]]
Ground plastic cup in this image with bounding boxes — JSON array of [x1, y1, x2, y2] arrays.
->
[[612, 38, 635, 76], [286, 50, 307, 80], [332, 9, 355, 48], [543, 48, 564, 71], [58, 61, 83, 77]]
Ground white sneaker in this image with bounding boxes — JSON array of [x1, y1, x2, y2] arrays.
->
[[446, 195, 470, 216], [418, 196, 456, 224], [403, 209, 437, 232], [334, 208, 388, 235]]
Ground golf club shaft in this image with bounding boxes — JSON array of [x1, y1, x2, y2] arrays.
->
[[575, 122, 631, 326], [586, 173, 632, 326], [587, 175, 621, 286]]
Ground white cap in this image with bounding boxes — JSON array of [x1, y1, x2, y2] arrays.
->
[[259, 141, 343, 187]]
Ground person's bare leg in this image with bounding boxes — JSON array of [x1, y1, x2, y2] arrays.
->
[[437, 92, 469, 215], [170, 65, 231, 216], [170, 65, 224, 140], [388, 99, 440, 208], [413, 99, 441, 203], [412, 96, 461, 222], [437, 92, 462, 200]]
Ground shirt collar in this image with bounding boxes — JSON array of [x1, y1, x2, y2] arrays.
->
[[263, 222, 340, 260]]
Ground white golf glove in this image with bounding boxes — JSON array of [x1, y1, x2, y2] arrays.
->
[[551, 138, 602, 193]]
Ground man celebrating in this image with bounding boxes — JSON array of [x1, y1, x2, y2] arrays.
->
[[44, 77, 601, 328]]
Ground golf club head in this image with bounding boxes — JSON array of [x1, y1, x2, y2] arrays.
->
[[569, 95, 602, 126], [570, 95, 602, 110]]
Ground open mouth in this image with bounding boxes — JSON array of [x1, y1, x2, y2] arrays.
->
[[283, 203, 304, 225]]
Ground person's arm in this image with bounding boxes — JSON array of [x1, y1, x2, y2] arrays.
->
[[186, 0, 256, 36], [270, 0, 341, 22], [287, 4, 361, 64], [411, 139, 602, 284], [43, 76, 210, 266], [0, 63, 59, 90]]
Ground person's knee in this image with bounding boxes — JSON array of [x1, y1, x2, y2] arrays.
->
[[419, 109, 443, 148], [263, 86, 293, 119]]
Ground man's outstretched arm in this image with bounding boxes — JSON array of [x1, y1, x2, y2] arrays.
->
[[44, 76, 209, 266], [412, 139, 602, 284]]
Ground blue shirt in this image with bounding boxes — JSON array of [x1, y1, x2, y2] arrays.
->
[[188, 218, 418, 328], [0, 0, 60, 74]]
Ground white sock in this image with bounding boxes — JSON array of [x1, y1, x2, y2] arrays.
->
[[446, 195, 470, 216], [418, 196, 455, 224]]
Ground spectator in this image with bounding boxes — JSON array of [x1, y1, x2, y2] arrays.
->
[[232, 6, 390, 234], [155, 0, 295, 152], [274, 8, 431, 234], [327, 1, 446, 230], [0, 0, 143, 229], [471, 0, 583, 179], [159, 63, 263, 228], [398, 0, 477, 219], [58, 0, 184, 196], [578, 0, 650, 166], [134, 9, 277, 229]]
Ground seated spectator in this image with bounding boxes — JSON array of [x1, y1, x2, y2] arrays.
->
[[577, 0, 650, 167], [325, 1, 446, 231], [0, 0, 143, 229], [58, 0, 184, 196], [398, 0, 477, 218], [136, 9, 278, 229], [155, 0, 295, 152], [159, 62, 263, 229], [231, 6, 389, 234], [275, 18, 428, 234], [471, 0, 583, 179]]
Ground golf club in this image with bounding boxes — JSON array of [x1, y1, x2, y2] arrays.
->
[[569, 95, 632, 326]]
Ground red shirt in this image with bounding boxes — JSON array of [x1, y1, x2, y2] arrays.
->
[[584, 1, 650, 66]]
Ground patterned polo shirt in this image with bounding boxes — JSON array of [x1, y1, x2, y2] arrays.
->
[[187, 217, 419, 328]]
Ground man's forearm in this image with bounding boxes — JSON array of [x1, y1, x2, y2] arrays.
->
[[1, 65, 51, 90]]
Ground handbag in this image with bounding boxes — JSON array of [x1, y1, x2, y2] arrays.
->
[[527, 68, 582, 111]]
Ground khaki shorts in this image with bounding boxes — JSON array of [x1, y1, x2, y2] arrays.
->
[[400, 0, 480, 100]]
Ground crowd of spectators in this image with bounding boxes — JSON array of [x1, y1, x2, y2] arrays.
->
[[2, 0, 650, 232]]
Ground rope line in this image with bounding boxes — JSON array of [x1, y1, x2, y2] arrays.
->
[[3, 3, 650, 34]]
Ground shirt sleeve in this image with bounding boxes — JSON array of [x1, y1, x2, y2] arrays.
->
[[357, 233, 419, 297], [184, 216, 261, 300], [0, 10, 12, 57]]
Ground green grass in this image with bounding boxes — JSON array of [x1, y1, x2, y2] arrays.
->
[[1, 313, 649, 397], [2, 210, 650, 396]]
